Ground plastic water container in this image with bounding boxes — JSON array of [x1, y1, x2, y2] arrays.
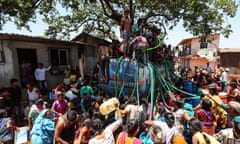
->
[[183, 81, 193, 93], [100, 97, 120, 115]]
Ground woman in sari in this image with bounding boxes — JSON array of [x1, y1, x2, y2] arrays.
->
[[30, 109, 55, 144]]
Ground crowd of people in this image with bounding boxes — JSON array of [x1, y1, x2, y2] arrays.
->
[[1, 8, 240, 144], [1, 63, 240, 144]]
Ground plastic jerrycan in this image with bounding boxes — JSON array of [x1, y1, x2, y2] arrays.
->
[[100, 97, 120, 115]]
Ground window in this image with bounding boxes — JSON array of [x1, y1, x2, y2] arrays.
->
[[49, 48, 69, 66], [200, 42, 208, 49]]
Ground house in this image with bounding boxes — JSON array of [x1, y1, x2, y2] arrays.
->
[[177, 34, 220, 70], [72, 32, 114, 74], [0, 33, 86, 88], [218, 48, 240, 79], [178, 33, 220, 55]]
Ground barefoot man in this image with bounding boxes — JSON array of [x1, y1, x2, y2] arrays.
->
[[97, 45, 112, 81], [119, 8, 133, 56]]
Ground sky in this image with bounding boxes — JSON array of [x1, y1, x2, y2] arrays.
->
[[1, 6, 240, 48]]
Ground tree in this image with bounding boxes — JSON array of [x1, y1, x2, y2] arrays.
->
[[0, 0, 238, 41]]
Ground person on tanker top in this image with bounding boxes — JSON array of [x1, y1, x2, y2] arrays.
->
[[129, 35, 149, 48], [132, 18, 143, 37], [97, 44, 113, 82], [119, 8, 133, 57], [120, 8, 132, 41], [129, 36, 149, 62]]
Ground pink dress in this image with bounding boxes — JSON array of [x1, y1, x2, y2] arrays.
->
[[52, 99, 68, 117], [131, 36, 148, 45]]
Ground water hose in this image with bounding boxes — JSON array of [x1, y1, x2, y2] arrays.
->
[[147, 63, 155, 120], [114, 56, 124, 97], [146, 38, 162, 51]]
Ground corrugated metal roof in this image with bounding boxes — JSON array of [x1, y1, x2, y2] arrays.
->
[[72, 32, 112, 44], [0, 33, 86, 45], [218, 48, 240, 53], [178, 33, 220, 46]]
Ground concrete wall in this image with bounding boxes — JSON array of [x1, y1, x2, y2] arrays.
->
[[83, 45, 98, 74], [0, 39, 79, 88], [0, 41, 14, 87]]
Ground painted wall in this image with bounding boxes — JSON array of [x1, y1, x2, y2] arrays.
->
[[191, 37, 219, 54], [0, 40, 14, 87], [186, 57, 218, 72]]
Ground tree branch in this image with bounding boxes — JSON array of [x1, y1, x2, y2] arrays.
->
[[99, 0, 112, 18], [144, 11, 174, 22], [129, 0, 134, 23], [102, 0, 122, 23]]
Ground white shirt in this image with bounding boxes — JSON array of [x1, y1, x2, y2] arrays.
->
[[89, 118, 122, 144], [153, 121, 170, 143], [125, 104, 139, 121], [174, 109, 185, 126], [215, 128, 240, 144], [221, 71, 228, 81], [34, 66, 51, 81], [65, 90, 77, 101], [153, 121, 184, 144], [27, 88, 39, 101]]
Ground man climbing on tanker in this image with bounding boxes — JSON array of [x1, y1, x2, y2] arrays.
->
[[119, 8, 149, 60], [119, 8, 133, 57], [97, 44, 113, 82]]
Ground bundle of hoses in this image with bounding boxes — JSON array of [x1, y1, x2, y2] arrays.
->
[[111, 38, 200, 143]]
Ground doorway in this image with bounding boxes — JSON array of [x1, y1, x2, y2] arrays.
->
[[17, 48, 37, 87]]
